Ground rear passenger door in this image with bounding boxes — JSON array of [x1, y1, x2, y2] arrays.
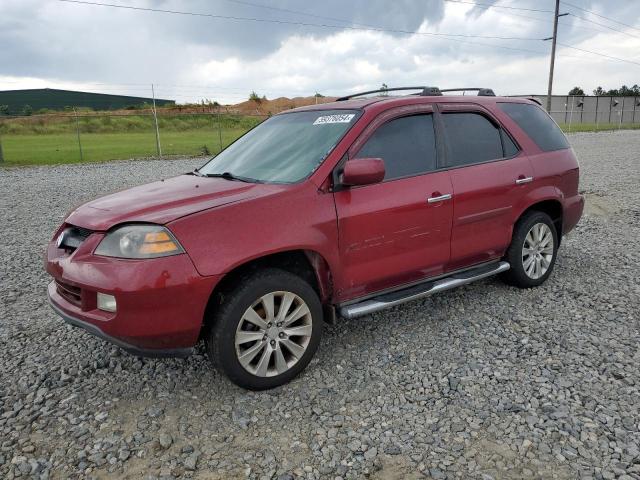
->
[[438, 104, 534, 271]]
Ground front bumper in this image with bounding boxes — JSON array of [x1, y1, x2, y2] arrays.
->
[[46, 230, 221, 357], [48, 294, 194, 358]]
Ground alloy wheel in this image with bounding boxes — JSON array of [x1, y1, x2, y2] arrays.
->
[[522, 222, 554, 280], [235, 291, 313, 377]]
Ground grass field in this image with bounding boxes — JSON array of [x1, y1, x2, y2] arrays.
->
[[1, 114, 639, 166], [1, 129, 249, 165]]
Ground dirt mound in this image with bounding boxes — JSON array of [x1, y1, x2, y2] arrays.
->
[[226, 96, 338, 115]]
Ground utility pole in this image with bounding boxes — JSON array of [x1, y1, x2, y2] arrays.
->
[[544, 0, 568, 113], [217, 104, 223, 153], [0, 127, 4, 164], [151, 84, 162, 157], [73, 107, 84, 162]]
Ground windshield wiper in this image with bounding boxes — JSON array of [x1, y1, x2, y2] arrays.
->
[[201, 172, 259, 183]]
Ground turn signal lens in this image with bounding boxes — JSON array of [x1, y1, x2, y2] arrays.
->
[[139, 238, 181, 255], [144, 231, 171, 243]]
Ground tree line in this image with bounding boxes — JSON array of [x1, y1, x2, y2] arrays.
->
[[568, 85, 640, 96]]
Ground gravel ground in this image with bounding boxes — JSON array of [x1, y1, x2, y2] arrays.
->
[[1, 131, 639, 480]]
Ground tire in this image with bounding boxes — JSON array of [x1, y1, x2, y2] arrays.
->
[[205, 268, 323, 390], [501, 211, 559, 288]]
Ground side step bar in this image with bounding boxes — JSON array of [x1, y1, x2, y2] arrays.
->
[[339, 261, 510, 319]]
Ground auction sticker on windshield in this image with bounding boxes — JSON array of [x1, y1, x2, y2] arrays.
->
[[313, 114, 356, 125]]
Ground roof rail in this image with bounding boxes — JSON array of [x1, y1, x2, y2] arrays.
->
[[440, 88, 496, 97], [336, 86, 442, 101]]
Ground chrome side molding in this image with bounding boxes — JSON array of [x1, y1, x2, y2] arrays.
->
[[339, 261, 510, 319]]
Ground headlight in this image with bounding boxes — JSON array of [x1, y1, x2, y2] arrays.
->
[[95, 225, 185, 259]]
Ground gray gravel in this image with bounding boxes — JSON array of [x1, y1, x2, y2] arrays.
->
[[1, 130, 640, 480]]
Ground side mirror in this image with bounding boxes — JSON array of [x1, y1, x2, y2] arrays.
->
[[342, 158, 385, 186]]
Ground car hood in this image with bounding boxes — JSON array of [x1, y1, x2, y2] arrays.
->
[[65, 174, 279, 231]]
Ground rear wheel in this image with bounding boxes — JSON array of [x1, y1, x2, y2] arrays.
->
[[206, 269, 323, 390], [502, 211, 558, 288]]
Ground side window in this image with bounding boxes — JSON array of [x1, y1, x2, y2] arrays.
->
[[442, 113, 504, 167], [501, 130, 519, 157], [498, 102, 569, 152], [355, 114, 437, 180]]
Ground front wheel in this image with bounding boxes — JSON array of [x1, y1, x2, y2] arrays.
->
[[502, 211, 558, 288], [206, 269, 323, 390]]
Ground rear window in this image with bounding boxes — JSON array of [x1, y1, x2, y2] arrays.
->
[[498, 102, 569, 152]]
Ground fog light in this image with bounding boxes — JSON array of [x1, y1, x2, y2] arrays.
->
[[97, 292, 117, 312]]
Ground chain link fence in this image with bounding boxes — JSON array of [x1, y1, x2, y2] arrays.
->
[[2, 96, 640, 166], [0, 110, 266, 166]]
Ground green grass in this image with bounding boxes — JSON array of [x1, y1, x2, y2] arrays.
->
[[2, 113, 640, 166], [0, 113, 263, 165], [1, 129, 250, 166], [559, 122, 640, 133], [0, 113, 261, 135]]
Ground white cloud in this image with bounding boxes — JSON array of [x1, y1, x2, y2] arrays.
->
[[0, 0, 639, 103]]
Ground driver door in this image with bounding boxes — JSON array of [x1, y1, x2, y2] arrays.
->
[[332, 106, 453, 301]]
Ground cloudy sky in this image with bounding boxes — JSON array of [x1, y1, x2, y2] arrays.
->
[[1, 0, 639, 104]]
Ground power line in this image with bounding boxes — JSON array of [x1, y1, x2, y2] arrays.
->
[[56, 0, 580, 63], [229, 0, 618, 49], [222, 0, 369, 27], [557, 42, 640, 66], [443, 0, 640, 38], [560, 18, 638, 37], [52, 0, 640, 70], [443, 0, 554, 14], [448, 0, 640, 60], [567, 12, 640, 39], [444, 0, 640, 50], [57, 0, 544, 41], [561, 1, 640, 33]]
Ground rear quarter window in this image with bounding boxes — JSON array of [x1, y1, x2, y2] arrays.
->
[[498, 102, 569, 152]]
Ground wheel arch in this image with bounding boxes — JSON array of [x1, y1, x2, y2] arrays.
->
[[514, 198, 564, 245], [201, 249, 335, 338]]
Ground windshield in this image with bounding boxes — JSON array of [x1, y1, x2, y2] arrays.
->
[[199, 109, 360, 183]]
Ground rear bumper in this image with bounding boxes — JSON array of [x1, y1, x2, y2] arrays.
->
[[563, 193, 585, 235]]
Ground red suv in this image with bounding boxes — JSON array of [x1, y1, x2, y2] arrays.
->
[[46, 86, 584, 390]]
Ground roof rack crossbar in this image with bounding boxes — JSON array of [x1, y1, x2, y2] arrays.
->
[[336, 86, 442, 101], [440, 88, 496, 97]]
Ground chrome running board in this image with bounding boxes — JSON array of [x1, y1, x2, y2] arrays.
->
[[339, 261, 510, 319]]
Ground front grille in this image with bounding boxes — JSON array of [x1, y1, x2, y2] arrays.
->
[[58, 225, 93, 251], [56, 280, 82, 306]]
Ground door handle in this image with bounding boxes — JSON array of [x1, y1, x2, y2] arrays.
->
[[427, 193, 452, 203], [515, 176, 534, 185]]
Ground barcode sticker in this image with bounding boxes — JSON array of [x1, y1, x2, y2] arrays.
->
[[313, 114, 355, 125]]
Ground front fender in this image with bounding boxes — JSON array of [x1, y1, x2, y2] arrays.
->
[[168, 183, 342, 281]]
